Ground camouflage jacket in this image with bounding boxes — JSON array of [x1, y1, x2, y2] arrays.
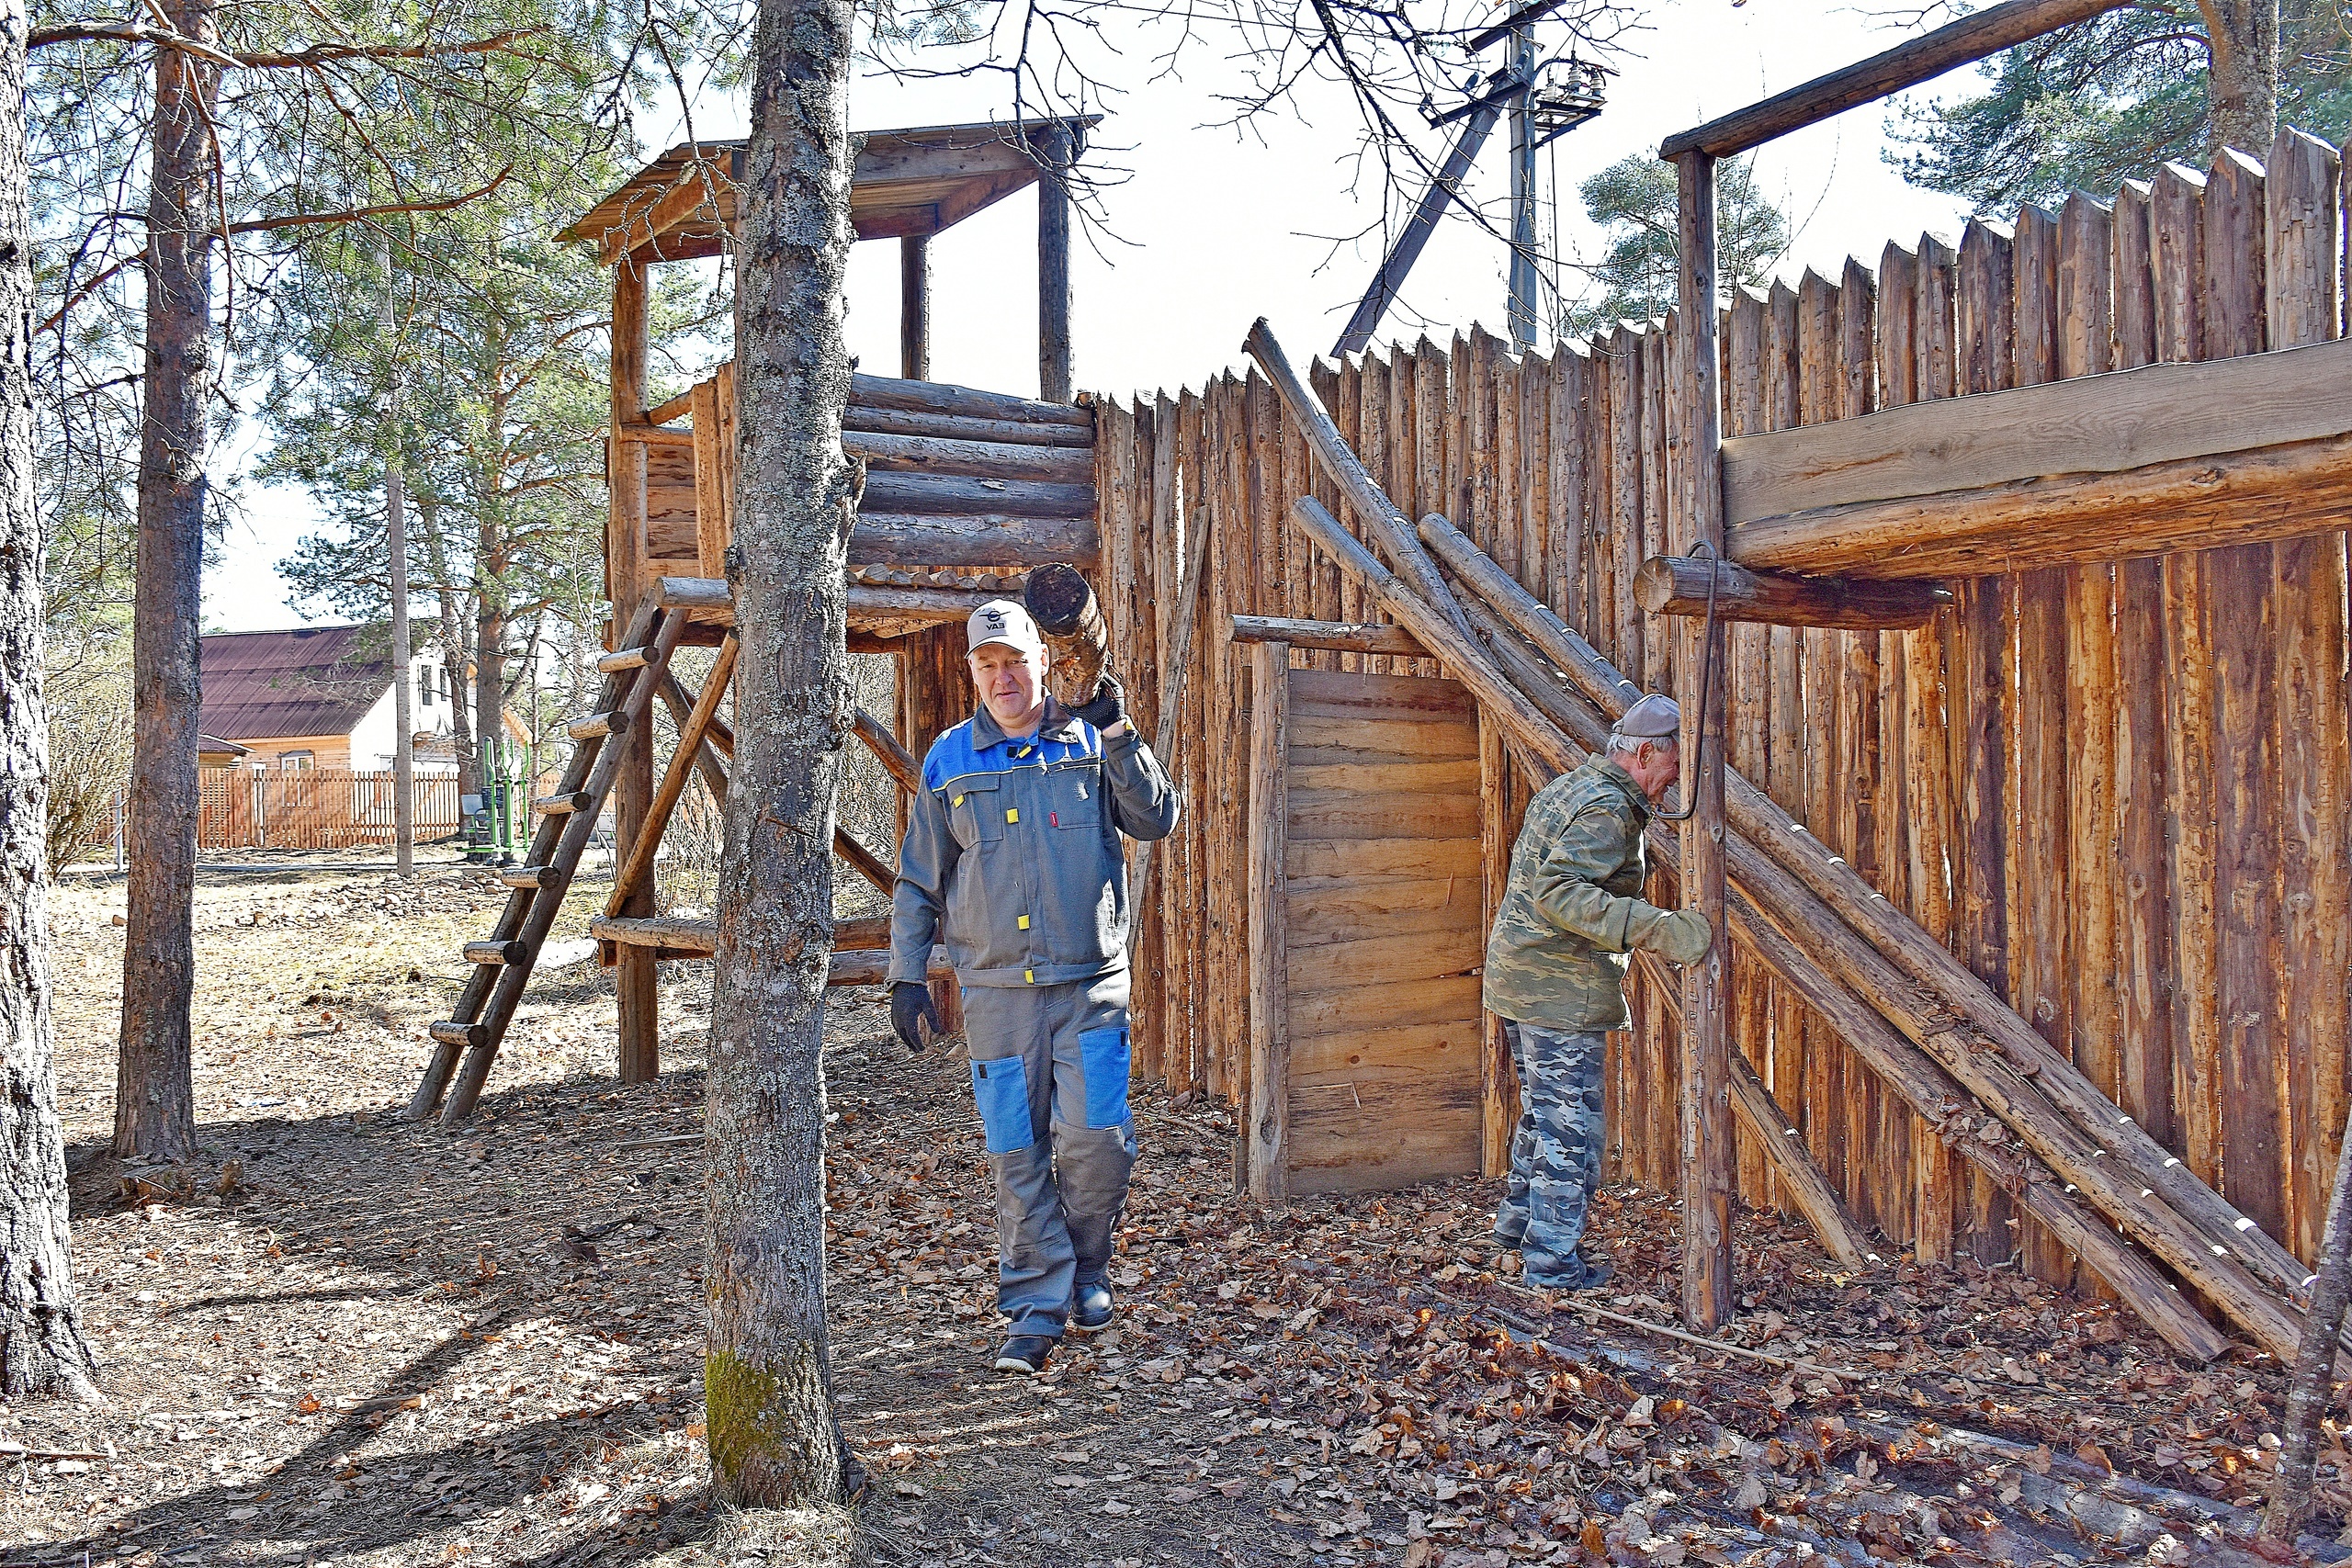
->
[[1481, 758, 1660, 1032]]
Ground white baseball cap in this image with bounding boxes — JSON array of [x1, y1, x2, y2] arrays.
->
[[967, 599, 1046, 660]]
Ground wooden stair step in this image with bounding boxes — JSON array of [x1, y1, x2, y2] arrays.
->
[[428, 1021, 488, 1048], [496, 865, 565, 891], [464, 941, 527, 966], [568, 710, 629, 741], [596, 646, 656, 673], [534, 790, 594, 814]]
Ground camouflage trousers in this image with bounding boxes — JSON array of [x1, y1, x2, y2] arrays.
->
[[1493, 1022, 1608, 1289]]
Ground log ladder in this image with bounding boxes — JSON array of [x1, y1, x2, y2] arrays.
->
[[406, 597, 705, 1125]]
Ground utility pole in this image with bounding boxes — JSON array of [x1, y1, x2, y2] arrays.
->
[[1506, 22, 1539, 350], [380, 236, 414, 877]]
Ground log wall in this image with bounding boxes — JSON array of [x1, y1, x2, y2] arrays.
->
[[1088, 125, 2351, 1279]]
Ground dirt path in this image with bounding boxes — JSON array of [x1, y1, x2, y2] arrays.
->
[[1, 859, 2340, 1567]]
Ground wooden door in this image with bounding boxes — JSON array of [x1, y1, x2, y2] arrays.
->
[[1254, 664, 1487, 1196]]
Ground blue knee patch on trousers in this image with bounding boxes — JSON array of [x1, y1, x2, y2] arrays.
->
[[970, 1056, 1035, 1154], [1080, 1026, 1131, 1129]]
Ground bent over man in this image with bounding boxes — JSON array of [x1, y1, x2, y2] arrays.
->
[[1481, 693, 1712, 1292], [888, 599, 1182, 1375]]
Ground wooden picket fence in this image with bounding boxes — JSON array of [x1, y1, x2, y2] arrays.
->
[[198, 767, 463, 852], [1067, 125, 2351, 1281]]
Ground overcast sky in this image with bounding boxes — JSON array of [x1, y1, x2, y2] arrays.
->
[[204, 0, 1984, 633]]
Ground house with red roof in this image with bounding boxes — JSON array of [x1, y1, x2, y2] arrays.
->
[[198, 625, 505, 773]]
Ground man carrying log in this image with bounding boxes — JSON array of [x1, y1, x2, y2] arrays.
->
[[1482, 693, 1713, 1292], [888, 599, 1182, 1376]]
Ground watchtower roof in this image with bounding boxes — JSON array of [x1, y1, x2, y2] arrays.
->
[[559, 115, 1102, 265]]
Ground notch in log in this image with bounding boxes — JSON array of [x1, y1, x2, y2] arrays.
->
[[1633, 554, 1951, 630], [1023, 562, 1108, 709]]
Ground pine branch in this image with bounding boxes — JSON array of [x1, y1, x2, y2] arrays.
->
[[38, 169, 514, 337]]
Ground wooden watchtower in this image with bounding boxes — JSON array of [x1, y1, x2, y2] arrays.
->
[[407, 118, 1108, 1121]]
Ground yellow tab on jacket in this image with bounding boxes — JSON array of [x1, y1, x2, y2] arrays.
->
[[1006, 807, 1019, 824], [953, 794, 965, 807], [1023, 968, 1035, 984], [1017, 914, 1031, 930]]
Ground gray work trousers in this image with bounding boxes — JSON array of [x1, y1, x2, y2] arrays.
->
[[961, 970, 1137, 1338], [1494, 1021, 1608, 1289]]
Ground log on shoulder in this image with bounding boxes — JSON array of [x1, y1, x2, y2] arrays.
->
[[1633, 555, 1950, 629]]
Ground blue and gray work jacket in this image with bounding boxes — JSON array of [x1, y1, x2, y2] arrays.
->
[[888, 698, 1182, 989]]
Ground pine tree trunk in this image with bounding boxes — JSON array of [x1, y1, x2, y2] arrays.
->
[[419, 497, 478, 799], [704, 0, 858, 1507], [0, 0, 97, 1402], [2199, 0, 2278, 152], [382, 242, 413, 879], [115, 0, 219, 1161], [474, 572, 503, 839]]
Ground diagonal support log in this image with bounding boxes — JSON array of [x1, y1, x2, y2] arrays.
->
[[654, 669, 893, 896], [608, 634, 739, 919], [1633, 947, 1872, 1270], [1414, 512, 2310, 1365]]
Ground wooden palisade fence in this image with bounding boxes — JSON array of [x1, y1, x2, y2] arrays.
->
[[1082, 125, 2352, 1297]]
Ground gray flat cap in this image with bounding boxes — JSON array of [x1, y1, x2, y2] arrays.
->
[[1611, 692, 1681, 740]]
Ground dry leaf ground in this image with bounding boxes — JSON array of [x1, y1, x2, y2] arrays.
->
[[4, 856, 2349, 1568]]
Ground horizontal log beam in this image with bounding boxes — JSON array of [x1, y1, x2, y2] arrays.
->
[[826, 947, 951, 987], [659, 575, 1005, 628], [844, 430, 1093, 485], [1227, 614, 1425, 656], [851, 513, 1098, 570], [1659, 0, 2131, 158], [1633, 555, 1950, 629], [860, 471, 1093, 519], [592, 915, 717, 952], [849, 585, 1000, 624], [850, 372, 1092, 430], [1723, 337, 2352, 579], [843, 404, 1093, 448], [1728, 335, 2352, 521], [1733, 429, 2352, 580]]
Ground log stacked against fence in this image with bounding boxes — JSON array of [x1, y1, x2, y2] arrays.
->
[[1075, 124, 2352, 1300]]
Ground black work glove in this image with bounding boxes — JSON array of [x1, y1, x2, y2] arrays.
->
[[889, 980, 944, 1055], [1072, 671, 1126, 730]]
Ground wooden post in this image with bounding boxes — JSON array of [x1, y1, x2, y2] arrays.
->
[[609, 253, 660, 1086], [1674, 150, 1733, 1333], [1036, 122, 1073, 404], [899, 233, 931, 383], [1244, 640, 1289, 1204], [1479, 713, 1513, 1178]]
